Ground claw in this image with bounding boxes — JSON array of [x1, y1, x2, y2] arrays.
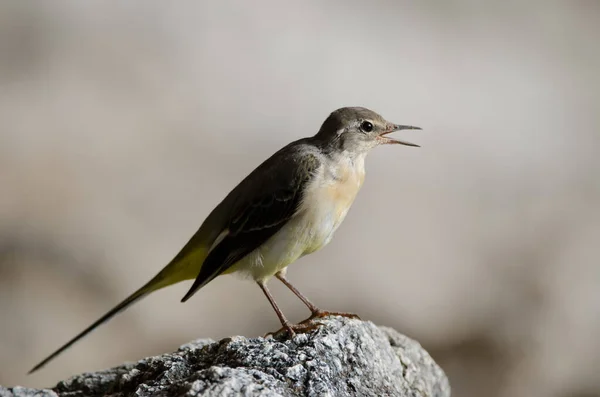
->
[[308, 311, 361, 321], [264, 321, 324, 339], [263, 311, 361, 339]]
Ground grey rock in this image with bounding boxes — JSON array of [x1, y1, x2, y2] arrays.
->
[[1, 317, 450, 397]]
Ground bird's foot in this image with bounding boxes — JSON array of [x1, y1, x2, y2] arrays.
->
[[264, 321, 324, 339], [263, 311, 361, 339], [303, 310, 361, 322]]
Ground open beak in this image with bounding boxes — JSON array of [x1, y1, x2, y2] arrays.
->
[[378, 124, 421, 147]]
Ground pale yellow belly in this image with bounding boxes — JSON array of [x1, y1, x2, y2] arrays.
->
[[229, 203, 348, 281], [229, 163, 364, 282]]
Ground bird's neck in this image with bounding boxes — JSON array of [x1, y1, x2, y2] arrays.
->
[[323, 149, 367, 184], [307, 136, 368, 180]]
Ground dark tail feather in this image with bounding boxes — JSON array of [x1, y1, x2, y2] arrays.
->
[[180, 274, 214, 303], [28, 286, 149, 374]]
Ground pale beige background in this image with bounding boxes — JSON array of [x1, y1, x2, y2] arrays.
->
[[1, 1, 599, 397]]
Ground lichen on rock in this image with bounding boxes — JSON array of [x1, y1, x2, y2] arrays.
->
[[1, 317, 450, 397]]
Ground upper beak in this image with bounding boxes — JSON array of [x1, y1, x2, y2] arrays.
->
[[379, 124, 422, 147]]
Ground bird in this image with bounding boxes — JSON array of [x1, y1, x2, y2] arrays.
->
[[29, 106, 420, 374]]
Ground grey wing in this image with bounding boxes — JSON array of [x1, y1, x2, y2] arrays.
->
[[180, 148, 320, 302]]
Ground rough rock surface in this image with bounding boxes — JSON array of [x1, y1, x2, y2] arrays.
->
[[1, 317, 450, 397]]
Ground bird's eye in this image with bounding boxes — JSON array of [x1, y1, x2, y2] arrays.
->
[[360, 121, 373, 132]]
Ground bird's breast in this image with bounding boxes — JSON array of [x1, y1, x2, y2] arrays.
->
[[235, 154, 366, 280], [298, 156, 365, 254]]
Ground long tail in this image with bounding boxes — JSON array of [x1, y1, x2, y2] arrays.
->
[[28, 283, 150, 374], [27, 255, 200, 374]]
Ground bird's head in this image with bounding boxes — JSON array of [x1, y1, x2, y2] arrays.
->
[[315, 107, 421, 155]]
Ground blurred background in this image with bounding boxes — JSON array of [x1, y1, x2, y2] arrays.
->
[[1, 1, 599, 396]]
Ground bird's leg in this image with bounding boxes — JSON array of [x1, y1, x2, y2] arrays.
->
[[275, 272, 361, 322], [257, 281, 294, 335], [275, 272, 320, 313], [257, 280, 320, 338]]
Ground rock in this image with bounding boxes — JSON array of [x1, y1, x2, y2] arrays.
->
[[1, 316, 450, 397]]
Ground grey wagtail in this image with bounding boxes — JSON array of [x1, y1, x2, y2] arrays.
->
[[29, 107, 420, 373]]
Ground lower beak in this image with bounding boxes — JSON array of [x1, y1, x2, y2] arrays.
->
[[379, 124, 421, 147]]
